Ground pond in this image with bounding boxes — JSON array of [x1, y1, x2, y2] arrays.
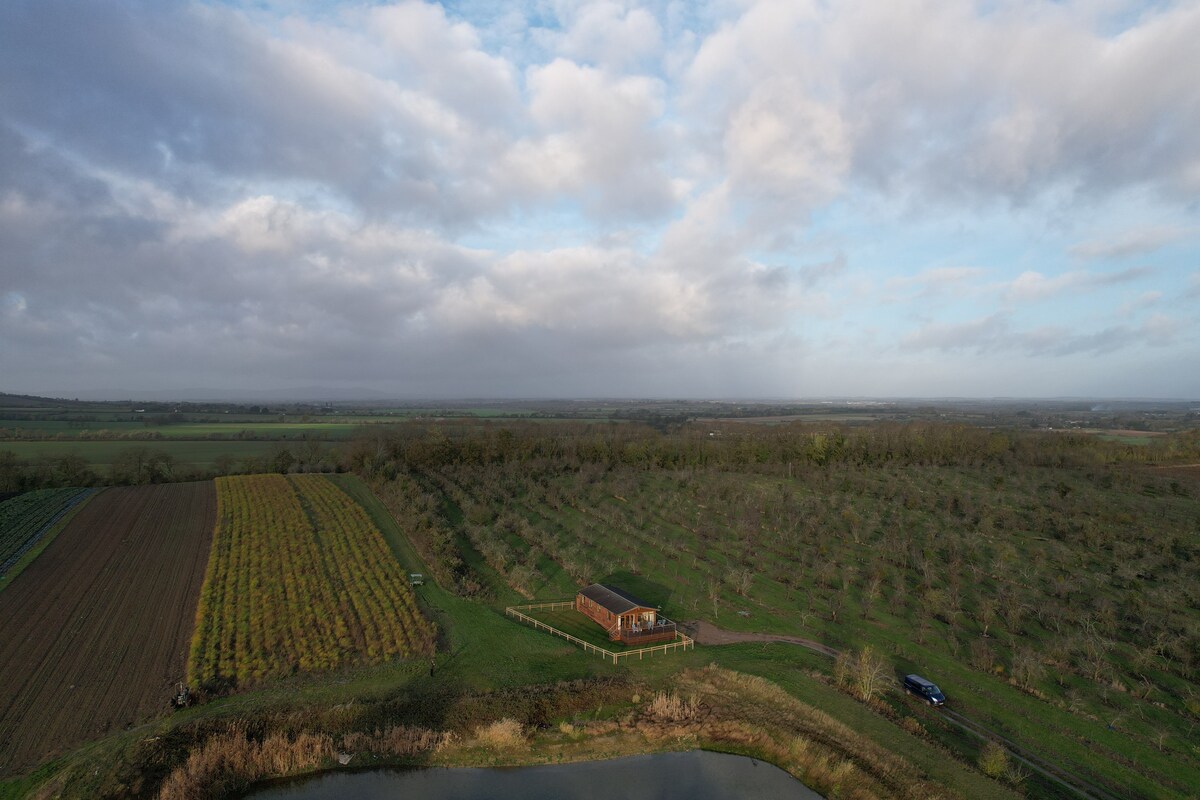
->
[[245, 750, 824, 800]]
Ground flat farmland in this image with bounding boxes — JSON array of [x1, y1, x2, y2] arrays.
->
[[0, 482, 215, 776], [0, 420, 366, 439], [0, 439, 277, 468]]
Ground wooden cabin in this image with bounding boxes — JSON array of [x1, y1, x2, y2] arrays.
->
[[575, 583, 678, 645]]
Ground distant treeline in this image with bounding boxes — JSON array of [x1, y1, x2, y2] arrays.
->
[[3, 420, 1198, 493], [343, 420, 1200, 478], [0, 428, 330, 441]]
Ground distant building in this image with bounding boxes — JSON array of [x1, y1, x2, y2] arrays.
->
[[575, 583, 677, 645]]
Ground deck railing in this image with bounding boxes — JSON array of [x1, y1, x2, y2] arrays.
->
[[505, 601, 694, 664], [618, 620, 678, 644]]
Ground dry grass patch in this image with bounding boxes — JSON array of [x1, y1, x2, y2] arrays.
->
[[471, 718, 527, 751], [646, 690, 700, 722], [155, 722, 451, 800]]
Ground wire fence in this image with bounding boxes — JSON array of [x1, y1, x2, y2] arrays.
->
[[505, 600, 695, 665]]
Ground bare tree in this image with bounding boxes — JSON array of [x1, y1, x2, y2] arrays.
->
[[836, 646, 890, 703], [862, 574, 882, 619]]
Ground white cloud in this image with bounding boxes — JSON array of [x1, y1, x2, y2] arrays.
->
[[546, 2, 662, 69], [1001, 266, 1153, 302], [886, 266, 986, 299], [1069, 225, 1194, 260], [366, 1, 520, 124], [496, 58, 675, 217], [1118, 290, 1162, 317], [725, 81, 851, 209]]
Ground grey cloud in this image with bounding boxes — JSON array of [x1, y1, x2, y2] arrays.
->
[[0, 133, 793, 397], [0, 1, 521, 225], [901, 312, 1180, 358], [2, 1, 1198, 400], [798, 253, 847, 288], [900, 313, 1010, 353]]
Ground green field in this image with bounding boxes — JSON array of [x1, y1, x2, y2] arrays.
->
[[0, 420, 367, 439], [0, 440, 279, 469]]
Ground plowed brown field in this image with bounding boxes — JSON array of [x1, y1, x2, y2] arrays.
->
[[0, 481, 215, 776]]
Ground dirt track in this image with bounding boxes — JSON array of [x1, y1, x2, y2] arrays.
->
[[0, 482, 215, 776], [680, 620, 839, 657]]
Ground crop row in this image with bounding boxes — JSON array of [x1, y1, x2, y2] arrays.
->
[[0, 488, 93, 574], [188, 474, 434, 688]]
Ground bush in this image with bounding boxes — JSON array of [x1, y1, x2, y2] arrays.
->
[[978, 740, 1009, 779]]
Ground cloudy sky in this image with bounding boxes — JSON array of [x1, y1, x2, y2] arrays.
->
[[2, 0, 1198, 399]]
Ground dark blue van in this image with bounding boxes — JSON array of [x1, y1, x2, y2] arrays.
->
[[903, 674, 946, 706]]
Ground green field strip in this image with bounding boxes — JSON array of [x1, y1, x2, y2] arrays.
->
[[0, 440, 279, 468], [0, 489, 101, 592]]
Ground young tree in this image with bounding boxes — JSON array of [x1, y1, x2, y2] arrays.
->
[[836, 646, 890, 702], [978, 741, 1009, 779]]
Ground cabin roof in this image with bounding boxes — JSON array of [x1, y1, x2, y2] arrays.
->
[[578, 583, 655, 615]]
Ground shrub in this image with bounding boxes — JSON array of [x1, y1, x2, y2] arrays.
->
[[978, 740, 1009, 779]]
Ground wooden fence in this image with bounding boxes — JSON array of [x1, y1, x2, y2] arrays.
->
[[505, 601, 695, 665]]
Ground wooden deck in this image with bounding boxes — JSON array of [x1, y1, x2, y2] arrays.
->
[[617, 622, 678, 645]]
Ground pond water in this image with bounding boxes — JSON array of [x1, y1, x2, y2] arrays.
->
[[246, 750, 824, 800]]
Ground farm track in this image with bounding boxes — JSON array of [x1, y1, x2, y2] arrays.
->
[[688, 621, 1133, 800], [0, 482, 215, 776], [937, 708, 1127, 800]]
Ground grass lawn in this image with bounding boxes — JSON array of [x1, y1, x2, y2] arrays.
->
[[520, 607, 649, 653]]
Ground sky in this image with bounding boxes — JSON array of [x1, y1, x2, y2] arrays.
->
[[1, 0, 1198, 400]]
